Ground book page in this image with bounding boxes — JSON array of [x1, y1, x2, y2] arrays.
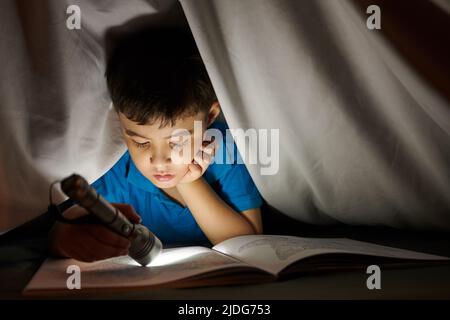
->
[[213, 235, 449, 275], [24, 246, 251, 295]]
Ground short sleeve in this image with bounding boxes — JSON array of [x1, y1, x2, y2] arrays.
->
[[214, 162, 263, 213], [205, 121, 263, 213]]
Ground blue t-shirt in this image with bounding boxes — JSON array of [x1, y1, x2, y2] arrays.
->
[[91, 121, 263, 246]]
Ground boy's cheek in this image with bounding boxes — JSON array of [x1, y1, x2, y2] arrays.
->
[[170, 145, 198, 166]]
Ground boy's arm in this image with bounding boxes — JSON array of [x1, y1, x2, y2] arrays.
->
[[177, 177, 262, 246], [240, 207, 263, 234]]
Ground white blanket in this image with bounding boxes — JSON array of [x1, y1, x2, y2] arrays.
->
[[1, 0, 449, 232], [180, 0, 450, 230]]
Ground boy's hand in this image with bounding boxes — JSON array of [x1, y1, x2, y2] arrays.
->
[[178, 138, 218, 185], [49, 203, 141, 263]]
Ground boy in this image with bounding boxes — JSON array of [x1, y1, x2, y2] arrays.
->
[[49, 28, 263, 262]]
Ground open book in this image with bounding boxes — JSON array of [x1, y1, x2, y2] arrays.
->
[[24, 234, 449, 296]]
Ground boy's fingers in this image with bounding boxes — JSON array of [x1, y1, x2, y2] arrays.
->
[[112, 203, 142, 224], [62, 204, 89, 220], [57, 224, 128, 262], [72, 242, 98, 262], [75, 238, 128, 262], [201, 141, 219, 159], [202, 138, 218, 149], [201, 144, 215, 155], [58, 228, 96, 262], [200, 150, 212, 163], [201, 136, 215, 146], [84, 224, 131, 250], [194, 150, 210, 168], [188, 161, 203, 176]]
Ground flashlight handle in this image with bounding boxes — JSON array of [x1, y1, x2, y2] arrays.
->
[[60, 174, 135, 238], [60, 173, 162, 266]]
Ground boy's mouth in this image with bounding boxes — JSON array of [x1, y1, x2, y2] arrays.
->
[[153, 174, 175, 182]]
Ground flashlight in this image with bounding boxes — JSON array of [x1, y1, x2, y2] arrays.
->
[[60, 174, 162, 266]]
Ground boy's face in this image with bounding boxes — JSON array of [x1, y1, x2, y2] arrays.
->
[[118, 110, 212, 189]]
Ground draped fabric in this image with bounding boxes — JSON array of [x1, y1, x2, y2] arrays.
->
[[1, 0, 449, 232], [0, 0, 182, 232], [180, 0, 450, 230]]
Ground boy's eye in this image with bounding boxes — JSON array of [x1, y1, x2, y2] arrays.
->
[[133, 141, 150, 149], [169, 140, 188, 150]]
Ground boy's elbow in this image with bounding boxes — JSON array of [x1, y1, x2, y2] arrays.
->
[[240, 208, 263, 235], [210, 226, 259, 246], [236, 222, 262, 238]]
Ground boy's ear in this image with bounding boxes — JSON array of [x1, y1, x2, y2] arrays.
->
[[206, 102, 221, 126]]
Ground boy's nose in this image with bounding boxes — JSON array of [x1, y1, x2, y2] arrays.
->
[[150, 152, 171, 165]]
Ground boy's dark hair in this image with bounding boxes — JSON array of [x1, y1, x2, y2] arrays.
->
[[105, 28, 217, 127]]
